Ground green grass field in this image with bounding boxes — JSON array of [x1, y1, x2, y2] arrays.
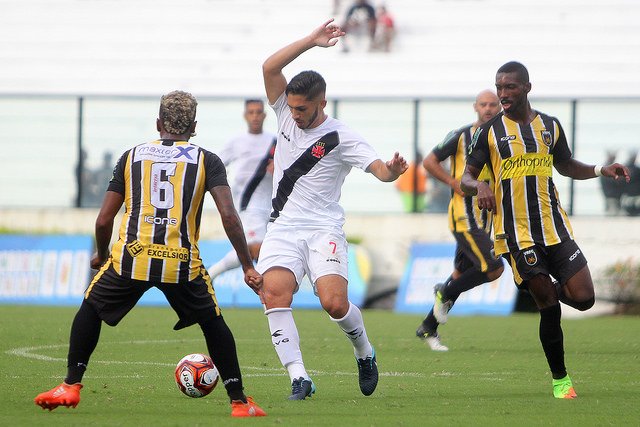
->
[[1, 305, 638, 426]]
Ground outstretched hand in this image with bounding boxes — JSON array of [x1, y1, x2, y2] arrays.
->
[[309, 18, 345, 48], [386, 152, 409, 176], [603, 162, 631, 183]]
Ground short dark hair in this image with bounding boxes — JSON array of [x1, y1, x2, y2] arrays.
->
[[286, 70, 326, 100], [244, 99, 264, 107], [497, 61, 529, 84]]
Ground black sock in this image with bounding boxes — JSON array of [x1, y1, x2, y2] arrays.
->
[[420, 309, 438, 334], [442, 269, 489, 302], [199, 316, 245, 402], [65, 300, 102, 384], [539, 304, 567, 379]]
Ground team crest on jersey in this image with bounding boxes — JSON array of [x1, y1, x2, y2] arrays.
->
[[126, 240, 145, 257], [541, 130, 552, 146], [311, 141, 326, 159], [523, 248, 538, 266]]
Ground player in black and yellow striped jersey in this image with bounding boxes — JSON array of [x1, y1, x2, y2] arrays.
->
[[416, 90, 504, 352], [35, 91, 266, 417], [462, 62, 630, 399]]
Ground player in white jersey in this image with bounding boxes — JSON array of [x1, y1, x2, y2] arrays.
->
[[259, 19, 408, 400], [208, 99, 276, 279]]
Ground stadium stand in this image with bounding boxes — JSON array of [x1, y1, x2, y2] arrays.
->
[[1, 0, 639, 97]]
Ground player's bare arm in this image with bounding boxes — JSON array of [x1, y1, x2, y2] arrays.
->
[[554, 158, 631, 182], [423, 152, 463, 196], [92, 190, 124, 269], [210, 185, 263, 292], [367, 152, 408, 182], [263, 19, 345, 104], [461, 164, 495, 211]]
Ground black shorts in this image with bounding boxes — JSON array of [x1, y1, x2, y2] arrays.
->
[[85, 261, 221, 330], [504, 239, 587, 287], [452, 228, 503, 273]]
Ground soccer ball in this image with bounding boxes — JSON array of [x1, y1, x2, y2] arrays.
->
[[175, 353, 220, 398]]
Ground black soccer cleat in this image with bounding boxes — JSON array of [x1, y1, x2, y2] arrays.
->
[[288, 377, 316, 400], [356, 347, 378, 396]]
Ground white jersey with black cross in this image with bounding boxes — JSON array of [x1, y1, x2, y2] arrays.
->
[[270, 92, 379, 228], [216, 131, 276, 215]]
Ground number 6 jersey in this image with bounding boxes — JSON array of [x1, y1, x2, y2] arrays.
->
[[107, 139, 228, 283]]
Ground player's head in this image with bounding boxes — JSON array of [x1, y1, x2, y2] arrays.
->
[[158, 90, 198, 138], [473, 89, 501, 125], [244, 99, 266, 135], [495, 61, 531, 116], [286, 70, 327, 129]]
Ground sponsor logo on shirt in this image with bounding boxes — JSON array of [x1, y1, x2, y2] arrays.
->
[[146, 244, 189, 261], [144, 215, 178, 226], [134, 143, 198, 164], [500, 153, 553, 179], [125, 240, 189, 261]]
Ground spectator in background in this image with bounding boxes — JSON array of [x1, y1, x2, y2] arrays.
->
[[341, 0, 376, 52], [600, 150, 624, 215], [94, 151, 114, 192], [77, 150, 114, 208], [395, 150, 427, 212], [372, 5, 395, 52], [621, 150, 640, 216]]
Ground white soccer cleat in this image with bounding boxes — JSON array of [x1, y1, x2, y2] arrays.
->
[[425, 335, 449, 352], [433, 284, 453, 324]]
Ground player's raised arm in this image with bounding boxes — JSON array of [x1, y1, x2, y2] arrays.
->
[[263, 19, 345, 104]]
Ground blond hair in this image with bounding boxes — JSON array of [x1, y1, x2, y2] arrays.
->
[[159, 91, 197, 135]]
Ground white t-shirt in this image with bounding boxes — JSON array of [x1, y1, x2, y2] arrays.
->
[[270, 92, 379, 228], [216, 131, 276, 214]]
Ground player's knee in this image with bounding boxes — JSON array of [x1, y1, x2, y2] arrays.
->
[[261, 288, 293, 308], [321, 297, 349, 319], [572, 296, 595, 311]]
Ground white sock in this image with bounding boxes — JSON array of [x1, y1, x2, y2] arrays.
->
[[331, 302, 373, 359], [208, 250, 241, 278], [265, 307, 309, 382]]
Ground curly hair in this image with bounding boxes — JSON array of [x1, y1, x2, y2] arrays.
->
[[159, 90, 198, 135]]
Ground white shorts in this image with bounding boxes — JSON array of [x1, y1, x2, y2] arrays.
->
[[256, 223, 349, 286], [239, 210, 269, 244]]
